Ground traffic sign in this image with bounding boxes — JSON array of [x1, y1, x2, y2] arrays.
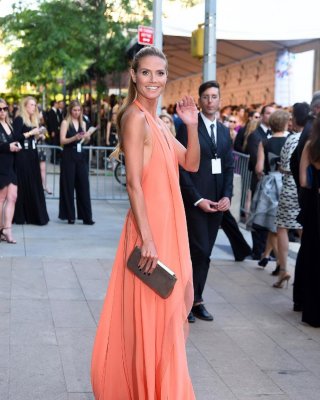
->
[[138, 25, 154, 46]]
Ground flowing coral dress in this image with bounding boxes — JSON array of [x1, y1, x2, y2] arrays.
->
[[91, 100, 195, 400]]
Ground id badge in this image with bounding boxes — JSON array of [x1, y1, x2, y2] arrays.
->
[[32, 139, 36, 150], [77, 143, 82, 153], [211, 158, 221, 174]]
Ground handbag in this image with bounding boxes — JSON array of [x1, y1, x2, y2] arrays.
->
[[127, 246, 177, 299]]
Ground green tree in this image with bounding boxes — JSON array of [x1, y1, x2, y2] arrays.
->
[[0, 0, 152, 144]]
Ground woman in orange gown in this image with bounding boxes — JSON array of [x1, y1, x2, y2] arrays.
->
[[91, 46, 200, 400]]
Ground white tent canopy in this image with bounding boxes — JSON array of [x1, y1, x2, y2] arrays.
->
[[163, 0, 320, 41]]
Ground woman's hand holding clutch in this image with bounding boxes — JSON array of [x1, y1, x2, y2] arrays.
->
[[139, 239, 158, 275]]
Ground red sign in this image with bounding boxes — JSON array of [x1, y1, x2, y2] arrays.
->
[[138, 25, 154, 46]]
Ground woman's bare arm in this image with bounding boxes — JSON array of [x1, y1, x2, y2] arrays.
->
[[172, 96, 200, 172], [255, 141, 265, 178], [300, 141, 310, 188], [122, 109, 158, 274]]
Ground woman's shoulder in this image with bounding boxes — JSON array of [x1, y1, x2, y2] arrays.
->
[[122, 103, 148, 131]]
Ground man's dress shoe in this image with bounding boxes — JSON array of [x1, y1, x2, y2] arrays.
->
[[188, 312, 196, 323], [192, 304, 214, 321]]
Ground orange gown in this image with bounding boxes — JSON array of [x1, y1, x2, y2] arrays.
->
[[91, 100, 195, 400]]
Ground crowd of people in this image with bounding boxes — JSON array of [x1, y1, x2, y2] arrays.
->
[[1, 52, 319, 317], [1, 45, 320, 400]]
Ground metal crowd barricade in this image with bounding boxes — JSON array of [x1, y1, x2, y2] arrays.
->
[[232, 151, 252, 214], [38, 144, 128, 200], [38, 145, 251, 209]]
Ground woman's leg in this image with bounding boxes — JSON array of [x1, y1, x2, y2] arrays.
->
[[0, 186, 8, 227], [40, 160, 46, 189], [2, 184, 17, 242], [269, 232, 278, 260], [277, 227, 288, 270], [261, 232, 273, 258]]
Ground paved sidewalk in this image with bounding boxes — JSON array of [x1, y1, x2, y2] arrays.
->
[[0, 199, 319, 400]]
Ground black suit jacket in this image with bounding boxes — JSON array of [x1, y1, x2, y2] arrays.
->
[[176, 114, 234, 208], [46, 108, 60, 136]]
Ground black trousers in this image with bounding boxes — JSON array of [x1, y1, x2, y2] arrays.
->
[[185, 206, 223, 303], [221, 210, 252, 260], [59, 148, 92, 222]]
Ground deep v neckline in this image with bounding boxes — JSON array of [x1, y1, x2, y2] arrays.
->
[[0, 122, 12, 136]]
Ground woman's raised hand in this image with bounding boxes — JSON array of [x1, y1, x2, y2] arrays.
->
[[176, 96, 198, 126]]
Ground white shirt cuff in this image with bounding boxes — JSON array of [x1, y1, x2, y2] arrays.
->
[[194, 198, 204, 206]]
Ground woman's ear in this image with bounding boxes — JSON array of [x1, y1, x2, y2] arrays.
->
[[130, 69, 136, 84]]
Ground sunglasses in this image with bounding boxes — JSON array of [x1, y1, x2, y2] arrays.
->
[[0, 107, 8, 112]]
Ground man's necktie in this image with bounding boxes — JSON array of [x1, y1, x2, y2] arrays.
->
[[210, 123, 217, 153]]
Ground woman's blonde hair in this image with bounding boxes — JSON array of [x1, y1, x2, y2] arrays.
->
[[111, 46, 168, 159], [159, 113, 176, 136], [242, 119, 260, 152], [0, 98, 12, 128], [65, 99, 85, 131], [17, 96, 39, 127]]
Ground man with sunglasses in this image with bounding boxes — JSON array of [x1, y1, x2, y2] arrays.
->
[[176, 81, 234, 322]]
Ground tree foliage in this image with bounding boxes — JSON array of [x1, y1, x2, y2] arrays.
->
[[0, 0, 152, 92]]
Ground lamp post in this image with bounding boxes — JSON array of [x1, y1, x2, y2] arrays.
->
[[203, 0, 217, 81], [153, 0, 163, 113]]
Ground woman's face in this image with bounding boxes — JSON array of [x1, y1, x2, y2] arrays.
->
[[131, 55, 167, 100], [161, 115, 172, 128], [0, 102, 8, 120], [26, 99, 37, 115], [71, 106, 81, 119]]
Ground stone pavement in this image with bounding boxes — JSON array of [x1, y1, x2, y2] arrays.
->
[[0, 199, 319, 400]]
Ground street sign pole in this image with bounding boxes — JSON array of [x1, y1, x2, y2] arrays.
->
[[153, 0, 163, 113], [153, 0, 163, 51], [203, 0, 217, 81]]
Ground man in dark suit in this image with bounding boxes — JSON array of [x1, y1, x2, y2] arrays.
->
[[46, 100, 61, 164], [176, 80, 234, 322], [246, 105, 275, 260]]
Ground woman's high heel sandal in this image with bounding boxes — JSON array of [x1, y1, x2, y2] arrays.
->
[[0, 227, 17, 244], [273, 269, 290, 289]]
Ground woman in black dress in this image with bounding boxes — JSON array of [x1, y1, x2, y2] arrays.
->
[[59, 100, 94, 225], [298, 115, 320, 327], [13, 96, 49, 225], [253, 110, 289, 276], [0, 98, 22, 243]]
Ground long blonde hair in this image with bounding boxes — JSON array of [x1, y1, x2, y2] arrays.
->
[[0, 98, 13, 128], [242, 119, 260, 152], [17, 96, 40, 127], [111, 46, 168, 159], [65, 100, 85, 131]]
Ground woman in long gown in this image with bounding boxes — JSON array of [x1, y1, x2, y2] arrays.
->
[[13, 96, 49, 225], [59, 100, 94, 225], [298, 115, 320, 327], [91, 46, 200, 399], [0, 98, 21, 243]]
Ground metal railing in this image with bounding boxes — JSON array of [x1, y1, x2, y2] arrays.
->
[[38, 145, 128, 200], [232, 151, 252, 214], [39, 146, 252, 209]]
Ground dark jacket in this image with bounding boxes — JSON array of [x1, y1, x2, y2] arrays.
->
[[176, 114, 234, 207]]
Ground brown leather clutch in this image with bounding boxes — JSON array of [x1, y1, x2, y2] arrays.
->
[[127, 246, 177, 299]]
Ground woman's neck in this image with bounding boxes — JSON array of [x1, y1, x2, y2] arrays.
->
[[136, 95, 158, 118], [272, 131, 285, 137]]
